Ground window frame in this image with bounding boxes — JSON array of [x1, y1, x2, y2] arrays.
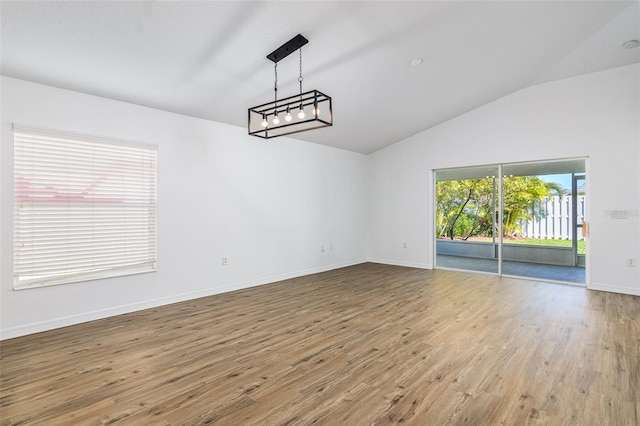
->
[[13, 125, 158, 289]]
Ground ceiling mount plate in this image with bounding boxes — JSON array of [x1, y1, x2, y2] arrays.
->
[[267, 34, 309, 63]]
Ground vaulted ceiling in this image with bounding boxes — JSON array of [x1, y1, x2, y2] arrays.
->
[[2, 1, 639, 154]]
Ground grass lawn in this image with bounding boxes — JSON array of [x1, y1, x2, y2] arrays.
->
[[504, 238, 585, 254], [467, 237, 586, 254]]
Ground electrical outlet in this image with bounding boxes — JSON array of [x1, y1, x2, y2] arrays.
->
[[222, 257, 228, 266], [627, 258, 637, 267]]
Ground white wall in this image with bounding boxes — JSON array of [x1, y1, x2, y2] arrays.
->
[[0, 77, 368, 339], [2, 63, 638, 339], [369, 64, 640, 295]]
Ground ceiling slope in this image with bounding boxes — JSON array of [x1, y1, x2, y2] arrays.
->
[[2, 1, 638, 153]]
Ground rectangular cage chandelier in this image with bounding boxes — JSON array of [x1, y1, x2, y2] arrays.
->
[[248, 34, 332, 139]]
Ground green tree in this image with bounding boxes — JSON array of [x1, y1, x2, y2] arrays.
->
[[436, 176, 563, 239], [502, 177, 563, 236], [436, 179, 495, 240]]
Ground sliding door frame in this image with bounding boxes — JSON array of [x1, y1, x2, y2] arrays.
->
[[433, 157, 589, 286], [497, 164, 504, 277]]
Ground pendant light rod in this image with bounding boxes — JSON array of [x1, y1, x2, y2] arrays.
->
[[267, 34, 308, 63]]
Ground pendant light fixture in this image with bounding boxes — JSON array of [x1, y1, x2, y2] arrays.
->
[[248, 34, 333, 139]]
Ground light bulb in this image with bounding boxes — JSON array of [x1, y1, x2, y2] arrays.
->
[[298, 109, 305, 119], [313, 108, 320, 117], [261, 117, 268, 128], [285, 112, 292, 122], [273, 115, 280, 125]]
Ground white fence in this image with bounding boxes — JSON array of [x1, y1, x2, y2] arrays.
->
[[519, 195, 586, 240]]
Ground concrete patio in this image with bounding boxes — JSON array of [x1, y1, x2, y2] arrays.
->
[[436, 254, 585, 284]]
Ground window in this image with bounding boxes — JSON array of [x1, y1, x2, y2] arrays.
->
[[13, 126, 157, 289]]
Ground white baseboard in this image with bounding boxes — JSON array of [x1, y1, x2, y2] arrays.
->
[[0, 258, 367, 340], [588, 282, 640, 296], [368, 258, 433, 270]]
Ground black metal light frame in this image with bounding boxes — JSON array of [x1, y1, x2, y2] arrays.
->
[[248, 89, 332, 139], [248, 34, 333, 139]]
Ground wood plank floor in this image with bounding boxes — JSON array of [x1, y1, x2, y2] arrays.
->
[[1, 263, 639, 425]]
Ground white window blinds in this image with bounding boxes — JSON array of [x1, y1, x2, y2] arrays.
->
[[13, 126, 157, 289]]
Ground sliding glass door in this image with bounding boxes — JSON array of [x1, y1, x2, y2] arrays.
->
[[435, 165, 499, 275], [435, 159, 586, 284]]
